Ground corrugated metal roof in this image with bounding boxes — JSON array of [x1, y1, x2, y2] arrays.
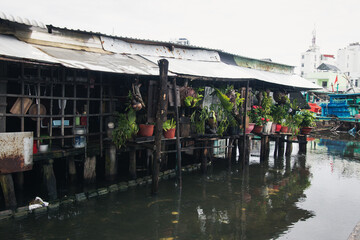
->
[[0, 34, 162, 76], [0, 34, 59, 63], [0, 11, 46, 28], [141, 55, 252, 79], [142, 55, 321, 90], [101, 36, 220, 61], [34, 45, 163, 76]]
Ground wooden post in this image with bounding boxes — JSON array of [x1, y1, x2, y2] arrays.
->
[[68, 156, 77, 181], [241, 80, 249, 166], [298, 135, 307, 154], [0, 65, 17, 208], [152, 59, 169, 194], [83, 156, 96, 183], [260, 134, 269, 162], [129, 150, 137, 179], [285, 135, 293, 157], [42, 159, 57, 200], [172, 78, 182, 188], [0, 175, 16, 208], [278, 135, 285, 158], [105, 143, 117, 181], [274, 135, 279, 159], [201, 140, 208, 174]]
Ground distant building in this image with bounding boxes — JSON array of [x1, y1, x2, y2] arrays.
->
[[300, 29, 336, 78], [337, 42, 360, 87]]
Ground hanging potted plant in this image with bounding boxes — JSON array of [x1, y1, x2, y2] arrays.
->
[[299, 110, 316, 134], [163, 118, 176, 138], [112, 108, 139, 148]]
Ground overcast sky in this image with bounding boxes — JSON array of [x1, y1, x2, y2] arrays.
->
[[2, 0, 360, 70]]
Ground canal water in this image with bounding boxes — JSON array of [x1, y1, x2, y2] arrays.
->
[[1, 135, 360, 240]]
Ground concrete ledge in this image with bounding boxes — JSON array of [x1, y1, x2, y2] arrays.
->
[[75, 193, 87, 202], [108, 184, 119, 192]]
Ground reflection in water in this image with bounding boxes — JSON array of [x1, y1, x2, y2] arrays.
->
[[0, 151, 314, 240]]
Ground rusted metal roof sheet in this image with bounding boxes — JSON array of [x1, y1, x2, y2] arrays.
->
[[34, 45, 162, 76], [0, 132, 33, 174]]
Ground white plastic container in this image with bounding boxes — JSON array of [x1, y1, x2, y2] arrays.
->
[[74, 127, 86, 148]]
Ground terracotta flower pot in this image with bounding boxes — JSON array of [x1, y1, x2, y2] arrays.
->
[[280, 126, 288, 133], [245, 123, 255, 134], [138, 124, 154, 137], [300, 127, 313, 135], [275, 124, 282, 132], [252, 125, 263, 134], [164, 128, 176, 138]]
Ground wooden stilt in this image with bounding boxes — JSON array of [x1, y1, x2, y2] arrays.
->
[[285, 135, 293, 157], [172, 78, 182, 188], [0, 174, 17, 208], [105, 144, 117, 180], [129, 150, 137, 180], [274, 135, 279, 159], [68, 157, 77, 182], [152, 59, 169, 195], [278, 135, 285, 158], [83, 156, 96, 183], [201, 140, 208, 174], [260, 135, 269, 162], [15, 172, 24, 191], [298, 135, 307, 154], [42, 159, 57, 200]]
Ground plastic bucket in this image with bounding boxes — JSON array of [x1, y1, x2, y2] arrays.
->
[[74, 127, 86, 148]]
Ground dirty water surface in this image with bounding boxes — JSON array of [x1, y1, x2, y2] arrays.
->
[[1, 136, 360, 240]]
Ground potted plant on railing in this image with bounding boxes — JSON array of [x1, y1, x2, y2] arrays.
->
[[163, 118, 176, 138], [248, 105, 265, 134], [263, 115, 273, 134], [299, 110, 316, 134], [271, 104, 286, 132], [138, 122, 155, 137]]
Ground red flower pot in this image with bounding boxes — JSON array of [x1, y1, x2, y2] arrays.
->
[[280, 126, 288, 133], [252, 125, 263, 134], [275, 124, 282, 132], [164, 128, 176, 138], [138, 124, 154, 137], [300, 127, 313, 135], [245, 123, 255, 134]]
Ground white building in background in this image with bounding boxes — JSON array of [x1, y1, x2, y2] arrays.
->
[[337, 42, 360, 87], [300, 29, 336, 78]]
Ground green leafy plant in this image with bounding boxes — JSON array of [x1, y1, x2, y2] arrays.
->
[[112, 108, 138, 148], [270, 104, 287, 124], [299, 110, 316, 127], [184, 88, 204, 108], [190, 107, 209, 134], [163, 118, 176, 131]]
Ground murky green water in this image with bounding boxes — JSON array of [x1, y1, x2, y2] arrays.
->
[[1, 136, 360, 240]]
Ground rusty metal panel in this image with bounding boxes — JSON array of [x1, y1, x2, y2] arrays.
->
[[0, 132, 33, 174]]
